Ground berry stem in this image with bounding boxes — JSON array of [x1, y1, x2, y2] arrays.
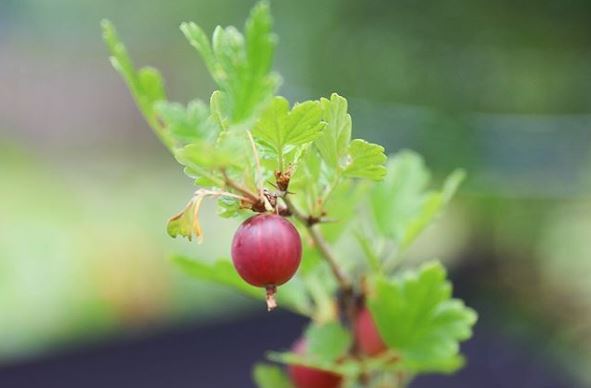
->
[[266, 285, 278, 311]]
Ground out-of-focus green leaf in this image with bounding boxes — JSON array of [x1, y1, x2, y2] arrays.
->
[[369, 151, 464, 252], [267, 352, 358, 377], [101, 20, 173, 149], [180, 1, 280, 124], [266, 322, 353, 376], [174, 256, 261, 297], [253, 364, 293, 388], [354, 231, 381, 272], [343, 139, 387, 180], [305, 322, 352, 362], [154, 100, 215, 144], [173, 256, 312, 315], [367, 261, 477, 374]]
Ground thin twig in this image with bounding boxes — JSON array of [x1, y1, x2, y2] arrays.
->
[[283, 194, 361, 364], [221, 169, 259, 203], [283, 196, 351, 292]]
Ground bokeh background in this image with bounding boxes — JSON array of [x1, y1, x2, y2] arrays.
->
[[1, 0, 591, 387]]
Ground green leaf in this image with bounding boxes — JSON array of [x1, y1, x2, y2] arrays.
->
[[174, 255, 261, 297], [316, 93, 351, 169], [253, 97, 324, 166], [217, 195, 243, 218], [266, 322, 352, 376], [154, 100, 214, 144], [253, 364, 293, 388], [101, 20, 173, 149], [304, 322, 352, 363], [343, 139, 387, 180], [267, 352, 358, 377], [369, 151, 464, 252], [175, 141, 242, 171], [180, 1, 280, 124], [173, 256, 312, 315], [367, 261, 477, 373]]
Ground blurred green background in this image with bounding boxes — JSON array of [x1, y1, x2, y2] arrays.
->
[[1, 0, 591, 385]]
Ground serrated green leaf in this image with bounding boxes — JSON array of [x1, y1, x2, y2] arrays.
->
[[343, 139, 387, 180], [253, 364, 293, 388], [173, 256, 312, 315], [367, 261, 477, 374], [316, 93, 351, 169], [369, 151, 463, 253], [305, 322, 352, 362], [254, 97, 324, 160], [180, 1, 280, 124]]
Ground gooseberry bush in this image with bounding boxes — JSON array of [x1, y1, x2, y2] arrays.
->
[[102, 3, 477, 387]]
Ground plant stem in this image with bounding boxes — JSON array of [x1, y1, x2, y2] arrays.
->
[[283, 196, 351, 292], [283, 195, 361, 362], [221, 170, 259, 203]]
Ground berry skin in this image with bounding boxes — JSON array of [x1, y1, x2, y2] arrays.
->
[[231, 214, 302, 310], [288, 339, 342, 388], [354, 308, 387, 356]]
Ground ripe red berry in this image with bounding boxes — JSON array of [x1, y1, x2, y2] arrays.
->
[[354, 308, 387, 356], [288, 339, 342, 388], [231, 214, 302, 310]]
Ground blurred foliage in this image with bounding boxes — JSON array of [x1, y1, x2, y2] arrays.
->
[[0, 143, 254, 360]]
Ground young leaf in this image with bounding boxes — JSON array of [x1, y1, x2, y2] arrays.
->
[[343, 139, 387, 180], [154, 100, 215, 144], [175, 141, 242, 171], [101, 20, 173, 149], [253, 364, 293, 388], [180, 1, 280, 124], [367, 261, 477, 373], [316, 93, 352, 169], [253, 97, 324, 168]]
